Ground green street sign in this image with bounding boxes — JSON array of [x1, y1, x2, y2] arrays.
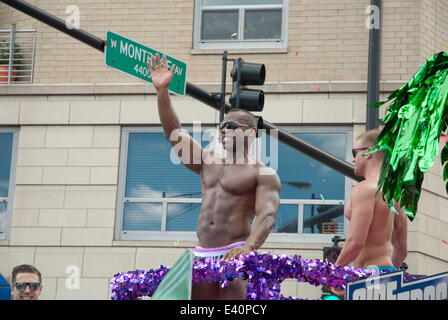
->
[[105, 31, 187, 96]]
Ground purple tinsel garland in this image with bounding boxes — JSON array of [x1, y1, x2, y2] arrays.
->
[[109, 251, 418, 300]]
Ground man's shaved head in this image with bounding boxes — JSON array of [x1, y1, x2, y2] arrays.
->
[[356, 128, 381, 147], [226, 108, 257, 128]]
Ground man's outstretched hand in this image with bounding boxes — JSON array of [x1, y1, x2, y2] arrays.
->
[[148, 54, 175, 92], [223, 245, 254, 261]]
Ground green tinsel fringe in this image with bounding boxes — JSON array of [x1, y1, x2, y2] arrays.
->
[[368, 52, 448, 221]]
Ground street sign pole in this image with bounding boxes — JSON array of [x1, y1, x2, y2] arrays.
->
[[220, 51, 228, 123]]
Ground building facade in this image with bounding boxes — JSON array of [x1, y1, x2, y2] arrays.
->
[[0, 0, 447, 299]]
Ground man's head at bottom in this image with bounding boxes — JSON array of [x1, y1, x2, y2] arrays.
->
[[353, 128, 384, 177], [219, 108, 258, 154], [11, 264, 42, 300]]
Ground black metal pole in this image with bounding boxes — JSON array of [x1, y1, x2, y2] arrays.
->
[[0, 0, 361, 182], [185, 83, 221, 109], [366, 0, 381, 130], [220, 51, 228, 122], [1, 0, 105, 52], [263, 120, 362, 181]]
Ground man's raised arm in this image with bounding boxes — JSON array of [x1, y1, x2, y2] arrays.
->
[[148, 54, 203, 174]]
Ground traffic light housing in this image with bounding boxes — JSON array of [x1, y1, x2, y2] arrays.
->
[[229, 58, 265, 112]]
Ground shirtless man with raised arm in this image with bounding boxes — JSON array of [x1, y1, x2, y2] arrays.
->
[[331, 129, 408, 296], [148, 54, 281, 300]]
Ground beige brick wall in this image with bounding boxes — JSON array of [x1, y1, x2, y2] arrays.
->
[[0, 88, 446, 298], [1, 0, 447, 300], [0, 1, 37, 30], [380, 0, 421, 81], [9, 120, 120, 249], [1, 0, 446, 84], [420, 0, 448, 64]]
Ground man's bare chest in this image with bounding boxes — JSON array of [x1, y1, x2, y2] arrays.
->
[[201, 165, 257, 195]]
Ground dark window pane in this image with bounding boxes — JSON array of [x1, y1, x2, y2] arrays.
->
[[166, 203, 201, 231], [125, 133, 203, 199], [0, 202, 7, 230], [201, 10, 239, 40], [260, 131, 347, 200], [273, 204, 297, 233], [122, 130, 347, 234], [0, 133, 13, 197], [303, 204, 344, 234], [203, 0, 283, 5], [123, 202, 162, 231], [244, 9, 282, 40]]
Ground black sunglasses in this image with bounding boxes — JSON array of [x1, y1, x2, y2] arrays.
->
[[219, 121, 253, 130], [15, 282, 41, 292], [352, 147, 369, 158]]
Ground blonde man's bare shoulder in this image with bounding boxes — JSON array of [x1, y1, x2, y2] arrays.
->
[[352, 179, 379, 197]]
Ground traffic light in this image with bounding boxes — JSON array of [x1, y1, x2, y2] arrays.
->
[[229, 58, 266, 112]]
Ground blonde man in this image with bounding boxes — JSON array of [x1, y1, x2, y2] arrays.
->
[[332, 129, 408, 296]]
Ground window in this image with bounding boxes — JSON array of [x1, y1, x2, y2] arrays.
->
[[116, 126, 352, 242], [116, 127, 213, 241], [0, 26, 36, 84], [193, 0, 288, 50], [0, 128, 18, 240], [259, 128, 352, 242]]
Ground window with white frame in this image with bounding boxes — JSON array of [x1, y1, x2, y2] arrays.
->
[[193, 0, 288, 50], [115, 126, 351, 242], [0, 128, 18, 240], [261, 128, 351, 242]]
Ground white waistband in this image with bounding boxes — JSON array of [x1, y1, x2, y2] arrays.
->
[[193, 241, 246, 258]]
